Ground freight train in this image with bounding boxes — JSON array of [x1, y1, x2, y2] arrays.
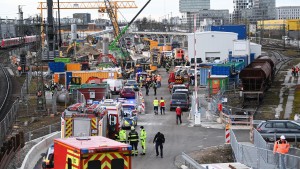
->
[[0, 35, 39, 49], [239, 55, 277, 105]]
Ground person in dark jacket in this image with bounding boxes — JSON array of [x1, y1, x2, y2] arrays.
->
[[145, 82, 149, 96], [153, 132, 165, 158]]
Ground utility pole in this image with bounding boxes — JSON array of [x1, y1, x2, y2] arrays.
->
[[18, 5, 24, 37]]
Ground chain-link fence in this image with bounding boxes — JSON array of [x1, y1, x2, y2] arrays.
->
[[20, 68, 32, 103], [231, 129, 300, 169], [24, 122, 61, 142]]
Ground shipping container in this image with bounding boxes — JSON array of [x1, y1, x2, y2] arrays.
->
[[211, 65, 233, 76], [211, 25, 247, 40], [229, 56, 248, 66], [199, 67, 211, 86], [72, 71, 118, 84], [66, 72, 72, 86], [48, 62, 65, 73], [66, 63, 81, 71], [226, 62, 245, 72], [54, 57, 71, 63], [208, 75, 229, 94]]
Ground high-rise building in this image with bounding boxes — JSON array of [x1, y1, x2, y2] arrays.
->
[[276, 6, 300, 20], [232, 0, 253, 23], [179, 0, 210, 13], [73, 13, 91, 24]]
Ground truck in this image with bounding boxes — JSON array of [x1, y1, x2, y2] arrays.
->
[[61, 103, 109, 138], [53, 136, 132, 169]]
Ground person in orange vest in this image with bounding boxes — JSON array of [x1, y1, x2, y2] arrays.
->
[[273, 135, 290, 169], [159, 97, 165, 115], [17, 66, 22, 75], [156, 74, 162, 88]]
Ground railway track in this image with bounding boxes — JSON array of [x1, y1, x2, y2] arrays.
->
[[0, 63, 12, 120]]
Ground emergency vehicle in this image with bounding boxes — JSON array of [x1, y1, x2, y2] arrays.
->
[[99, 99, 123, 139], [118, 98, 138, 129], [61, 103, 110, 138], [53, 136, 132, 169]]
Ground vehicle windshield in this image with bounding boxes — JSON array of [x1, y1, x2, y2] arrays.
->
[[172, 93, 187, 100], [126, 80, 137, 85], [173, 86, 187, 92], [175, 90, 188, 95], [123, 105, 135, 110], [123, 88, 133, 92]]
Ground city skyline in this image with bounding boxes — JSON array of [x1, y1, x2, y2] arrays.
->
[[0, 0, 299, 21]]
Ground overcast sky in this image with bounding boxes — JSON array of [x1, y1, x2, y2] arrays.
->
[[0, 0, 299, 21]]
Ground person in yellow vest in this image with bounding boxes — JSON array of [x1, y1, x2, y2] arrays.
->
[[160, 97, 165, 115], [153, 97, 159, 115], [139, 126, 147, 155], [119, 128, 127, 143]]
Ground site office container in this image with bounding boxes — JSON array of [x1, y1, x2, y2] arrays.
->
[[72, 71, 118, 84], [54, 57, 71, 63], [66, 63, 81, 71], [199, 66, 212, 86], [207, 75, 229, 94], [49, 62, 65, 73], [53, 72, 73, 86], [53, 136, 132, 169]]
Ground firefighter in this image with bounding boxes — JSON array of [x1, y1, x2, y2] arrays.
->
[[139, 126, 147, 155], [115, 132, 120, 142], [119, 128, 127, 143], [145, 82, 149, 96], [160, 97, 165, 115], [273, 135, 290, 169], [139, 75, 144, 88], [153, 97, 159, 115], [128, 126, 139, 156], [152, 81, 157, 96]]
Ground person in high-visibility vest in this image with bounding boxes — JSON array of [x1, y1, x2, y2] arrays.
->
[[273, 135, 290, 169], [128, 126, 139, 156], [119, 128, 127, 143], [139, 126, 147, 155], [160, 97, 165, 115], [153, 97, 159, 115]]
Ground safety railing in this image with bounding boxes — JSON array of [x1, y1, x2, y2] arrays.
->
[[181, 152, 206, 169], [219, 111, 253, 127], [231, 129, 300, 169], [24, 122, 61, 142]]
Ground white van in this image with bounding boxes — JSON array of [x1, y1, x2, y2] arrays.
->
[[103, 79, 123, 95]]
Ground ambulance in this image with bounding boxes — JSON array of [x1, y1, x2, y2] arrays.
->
[[53, 136, 132, 169], [61, 103, 109, 138], [99, 99, 123, 139], [118, 98, 138, 129]]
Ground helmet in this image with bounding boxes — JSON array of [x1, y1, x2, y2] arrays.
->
[[280, 135, 286, 140], [140, 126, 144, 129], [131, 126, 135, 130]]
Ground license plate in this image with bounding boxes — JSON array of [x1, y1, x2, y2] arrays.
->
[[176, 102, 181, 104]]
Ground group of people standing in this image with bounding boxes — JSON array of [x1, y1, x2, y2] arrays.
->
[[115, 126, 165, 158], [153, 97, 165, 115], [141, 74, 162, 96]]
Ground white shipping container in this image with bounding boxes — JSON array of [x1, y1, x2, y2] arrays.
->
[[232, 40, 250, 56], [250, 42, 262, 59], [188, 31, 238, 63]]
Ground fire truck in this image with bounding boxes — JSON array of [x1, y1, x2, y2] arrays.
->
[[53, 136, 132, 169], [99, 99, 123, 139]]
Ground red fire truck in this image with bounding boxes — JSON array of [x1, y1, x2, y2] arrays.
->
[[53, 136, 132, 169]]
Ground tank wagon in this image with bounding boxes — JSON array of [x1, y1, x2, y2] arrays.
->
[[239, 55, 277, 105]]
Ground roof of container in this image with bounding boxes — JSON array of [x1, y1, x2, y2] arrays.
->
[[55, 136, 129, 149], [209, 75, 228, 78], [193, 31, 238, 36]]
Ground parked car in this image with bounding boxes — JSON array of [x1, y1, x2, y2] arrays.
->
[[257, 120, 300, 142], [172, 84, 188, 94], [125, 80, 139, 91], [103, 79, 123, 95], [120, 87, 136, 99], [41, 144, 54, 169], [170, 93, 189, 111]]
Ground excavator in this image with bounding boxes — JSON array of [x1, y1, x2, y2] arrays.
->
[[104, 0, 152, 67]]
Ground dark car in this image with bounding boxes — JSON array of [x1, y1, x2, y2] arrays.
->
[[125, 80, 139, 91], [42, 144, 54, 169], [120, 87, 136, 99], [257, 120, 300, 141], [170, 93, 189, 111]]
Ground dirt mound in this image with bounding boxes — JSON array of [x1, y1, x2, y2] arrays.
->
[[77, 45, 100, 56]]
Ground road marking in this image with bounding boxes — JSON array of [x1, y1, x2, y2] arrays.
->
[[5, 67, 14, 76], [138, 122, 163, 126]]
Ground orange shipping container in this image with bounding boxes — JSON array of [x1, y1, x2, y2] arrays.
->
[[53, 73, 59, 83], [66, 63, 81, 71], [72, 71, 118, 83]]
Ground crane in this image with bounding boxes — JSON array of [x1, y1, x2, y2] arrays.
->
[[37, 1, 138, 46], [105, 0, 152, 60]]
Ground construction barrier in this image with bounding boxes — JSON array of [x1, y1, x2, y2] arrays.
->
[[225, 124, 230, 144], [138, 91, 145, 114]]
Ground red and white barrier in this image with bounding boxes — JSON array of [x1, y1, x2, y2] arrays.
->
[[225, 124, 230, 144]]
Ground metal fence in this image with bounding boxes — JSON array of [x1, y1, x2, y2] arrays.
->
[[181, 152, 206, 169], [231, 129, 300, 169], [20, 68, 33, 103], [24, 122, 61, 142]]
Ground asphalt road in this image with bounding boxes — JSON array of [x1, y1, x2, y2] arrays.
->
[[128, 67, 224, 169]]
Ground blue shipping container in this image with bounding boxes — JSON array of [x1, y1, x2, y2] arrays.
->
[[49, 62, 65, 73], [211, 65, 232, 76], [250, 53, 255, 63], [66, 72, 72, 86], [229, 56, 248, 66], [199, 67, 211, 86], [211, 25, 247, 40]]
